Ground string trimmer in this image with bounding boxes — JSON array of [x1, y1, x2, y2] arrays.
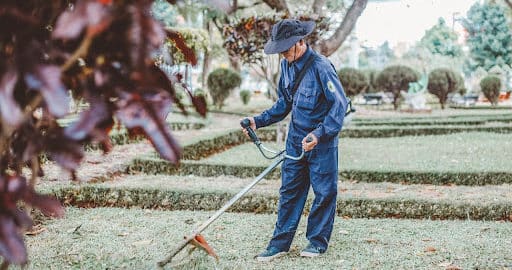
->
[[157, 118, 309, 268]]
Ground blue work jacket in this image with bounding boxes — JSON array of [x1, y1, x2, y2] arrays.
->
[[254, 46, 348, 149]]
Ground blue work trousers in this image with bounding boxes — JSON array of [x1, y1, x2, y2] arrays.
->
[[267, 145, 338, 252]]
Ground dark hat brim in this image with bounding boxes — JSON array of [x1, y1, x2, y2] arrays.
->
[[263, 21, 315, 54]]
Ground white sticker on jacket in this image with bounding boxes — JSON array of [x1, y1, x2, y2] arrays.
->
[[327, 80, 336, 93]]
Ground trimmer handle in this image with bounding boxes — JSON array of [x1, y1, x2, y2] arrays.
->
[[240, 118, 260, 145]]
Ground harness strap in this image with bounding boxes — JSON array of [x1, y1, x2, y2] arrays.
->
[[289, 53, 317, 99]]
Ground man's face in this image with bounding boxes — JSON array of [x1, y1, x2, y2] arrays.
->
[[280, 43, 299, 62]]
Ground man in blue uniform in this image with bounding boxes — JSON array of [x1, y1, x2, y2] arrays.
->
[[241, 19, 348, 261]]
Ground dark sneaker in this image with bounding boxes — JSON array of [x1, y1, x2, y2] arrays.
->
[[255, 246, 287, 262], [300, 243, 323, 257]]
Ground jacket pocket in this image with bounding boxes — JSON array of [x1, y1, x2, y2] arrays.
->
[[296, 87, 318, 110]]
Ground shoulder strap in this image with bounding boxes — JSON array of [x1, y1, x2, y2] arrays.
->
[[289, 53, 317, 98]]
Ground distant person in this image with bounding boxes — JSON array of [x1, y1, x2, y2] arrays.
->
[[241, 19, 348, 261]]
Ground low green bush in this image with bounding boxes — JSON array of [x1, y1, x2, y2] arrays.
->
[[337, 68, 369, 97], [376, 65, 419, 109], [207, 68, 242, 109], [480, 76, 501, 105], [239, 90, 251, 105], [427, 68, 463, 109]]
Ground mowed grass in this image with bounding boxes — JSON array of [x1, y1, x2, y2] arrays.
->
[[199, 132, 512, 173], [23, 208, 512, 270]]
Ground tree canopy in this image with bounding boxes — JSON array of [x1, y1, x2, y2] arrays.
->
[[463, 2, 512, 72], [419, 18, 463, 58]]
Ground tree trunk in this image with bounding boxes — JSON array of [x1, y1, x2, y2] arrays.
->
[[312, 0, 326, 16], [201, 20, 213, 90], [262, 0, 289, 13], [314, 0, 368, 56], [505, 0, 512, 9], [393, 95, 399, 110]]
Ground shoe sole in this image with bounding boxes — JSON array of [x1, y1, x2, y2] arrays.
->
[[300, 251, 320, 257], [256, 251, 287, 262]]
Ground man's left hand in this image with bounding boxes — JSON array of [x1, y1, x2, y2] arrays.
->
[[302, 133, 318, 152]]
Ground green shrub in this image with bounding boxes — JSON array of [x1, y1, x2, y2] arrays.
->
[[239, 90, 251, 105], [480, 76, 501, 105], [193, 87, 205, 97], [376, 65, 419, 110], [427, 68, 461, 109], [207, 68, 242, 109], [456, 74, 467, 96], [337, 68, 369, 96], [362, 69, 380, 93]]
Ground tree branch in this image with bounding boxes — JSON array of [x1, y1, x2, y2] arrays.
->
[[504, 0, 512, 9], [314, 0, 368, 56], [312, 0, 326, 16], [262, 0, 289, 13]]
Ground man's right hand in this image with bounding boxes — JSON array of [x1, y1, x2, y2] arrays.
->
[[240, 117, 256, 138]]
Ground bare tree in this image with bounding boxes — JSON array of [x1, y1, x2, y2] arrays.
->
[[260, 0, 369, 56]]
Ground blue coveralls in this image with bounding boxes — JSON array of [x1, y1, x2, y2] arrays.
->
[[253, 46, 348, 252]]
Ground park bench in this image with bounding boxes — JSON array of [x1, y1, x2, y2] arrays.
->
[[363, 93, 383, 105]]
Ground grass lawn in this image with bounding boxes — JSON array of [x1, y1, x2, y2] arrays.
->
[[199, 132, 512, 173], [24, 208, 512, 270]]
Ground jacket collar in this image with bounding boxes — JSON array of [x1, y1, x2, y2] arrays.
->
[[289, 45, 314, 71]]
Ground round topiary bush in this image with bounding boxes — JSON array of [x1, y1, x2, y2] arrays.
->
[[207, 68, 242, 109], [337, 68, 369, 97], [239, 90, 251, 105], [480, 76, 501, 105], [376, 65, 419, 110], [363, 69, 380, 93], [427, 68, 462, 109]]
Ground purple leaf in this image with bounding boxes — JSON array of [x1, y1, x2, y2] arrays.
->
[[0, 217, 27, 265], [64, 96, 110, 141], [45, 130, 84, 171], [128, 4, 165, 72], [24, 66, 69, 117], [0, 68, 23, 126], [52, 0, 109, 40], [116, 94, 180, 163]]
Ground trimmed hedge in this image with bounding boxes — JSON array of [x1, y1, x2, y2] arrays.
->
[[126, 159, 512, 186], [449, 105, 512, 110], [341, 125, 512, 138], [180, 128, 275, 160], [351, 117, 512, 126], [140, 125, 512, 160], [49, 185, 512, 221], [85, 122, 205, 150]]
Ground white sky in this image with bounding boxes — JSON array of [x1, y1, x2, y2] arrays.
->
[[355, 0, 479, 48]]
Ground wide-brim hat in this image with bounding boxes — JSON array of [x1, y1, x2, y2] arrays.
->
[[264, 19, 315, 54]]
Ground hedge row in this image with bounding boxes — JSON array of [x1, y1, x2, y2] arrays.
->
[[351, 117, 512, 127], [126, 159, 512, 186], [181, 129, 275, 160], [142, 125, 512, 160], [341, 125, 512, 138], [449, 105, 512, 110], [50, 186, 512, 221]]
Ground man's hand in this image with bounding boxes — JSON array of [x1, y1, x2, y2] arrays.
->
[[302, 133, 318, 152], [240, 117, 256, 138]]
